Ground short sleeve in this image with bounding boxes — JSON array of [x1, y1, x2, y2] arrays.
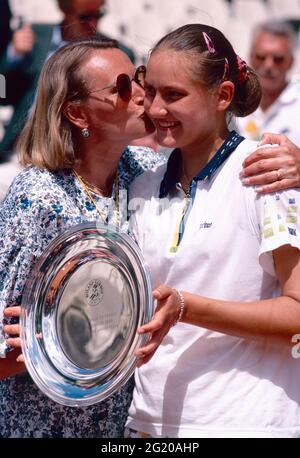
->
[[255, 189, 300, 276], [118, 146, 166, 190]]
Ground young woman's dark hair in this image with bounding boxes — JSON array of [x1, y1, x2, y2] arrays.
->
[[152, 23, 262, 117]]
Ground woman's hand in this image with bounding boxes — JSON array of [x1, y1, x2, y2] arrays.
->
[[135, 285, 182, 366], [3, 306, 24, 363], [0, 306, 26, 379], [241, 133, 300, 193]]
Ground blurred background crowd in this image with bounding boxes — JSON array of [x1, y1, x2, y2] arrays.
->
[[2, 0, 300, 67], [1, 0, 300, 198]]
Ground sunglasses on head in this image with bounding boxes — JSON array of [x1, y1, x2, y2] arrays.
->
[[77, 10, 106, 21], [88, 65, 146, 102]]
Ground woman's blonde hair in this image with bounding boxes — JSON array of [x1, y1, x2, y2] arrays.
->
[[18, 39, 117, 171]]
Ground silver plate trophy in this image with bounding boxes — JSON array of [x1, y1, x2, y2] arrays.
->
[[20, 222, 153, 407]]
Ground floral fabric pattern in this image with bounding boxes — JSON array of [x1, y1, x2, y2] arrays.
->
[[0, 146, 165, 438]]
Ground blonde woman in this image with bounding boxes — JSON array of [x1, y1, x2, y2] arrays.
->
[[0, 40, 162, 437]]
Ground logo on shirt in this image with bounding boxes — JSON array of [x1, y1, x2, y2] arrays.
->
[[199, 222, 213, 230]]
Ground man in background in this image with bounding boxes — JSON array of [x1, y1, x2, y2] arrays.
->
[[0, 0, 135, 165], [0, 0, 12, 56], [237, 21, 300, 146]]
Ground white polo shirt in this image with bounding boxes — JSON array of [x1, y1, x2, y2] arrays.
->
[[236, 82, 300, 146], [127, 139, 300, 438]]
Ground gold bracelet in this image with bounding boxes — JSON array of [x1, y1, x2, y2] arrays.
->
[[173, 290, 185, 326]]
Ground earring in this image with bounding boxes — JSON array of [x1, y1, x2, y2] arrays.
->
[[81, 128, 90, 138]]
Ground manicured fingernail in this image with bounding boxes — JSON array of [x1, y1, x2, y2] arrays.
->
[[255, 187, 263, 193], [242, 178, 250, 185]]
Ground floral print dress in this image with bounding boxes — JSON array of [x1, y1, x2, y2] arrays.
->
[[0, 146, 165, 438]]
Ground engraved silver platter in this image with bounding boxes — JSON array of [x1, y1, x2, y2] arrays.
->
[[20, 222, 153, 407]]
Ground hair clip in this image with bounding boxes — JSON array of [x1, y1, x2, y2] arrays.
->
[[236, 55, 249, 84], [202, 32, 216, 54], [222, 58, 229, 81]]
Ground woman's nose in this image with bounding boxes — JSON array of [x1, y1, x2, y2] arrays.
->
[[148, 97, 166, 118]]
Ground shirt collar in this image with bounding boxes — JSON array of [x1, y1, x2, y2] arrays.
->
[[52, 25, 64, 47], [48, 25, 68, 57], [159, 130, 244, 198], [278, 81, 300, 105]]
